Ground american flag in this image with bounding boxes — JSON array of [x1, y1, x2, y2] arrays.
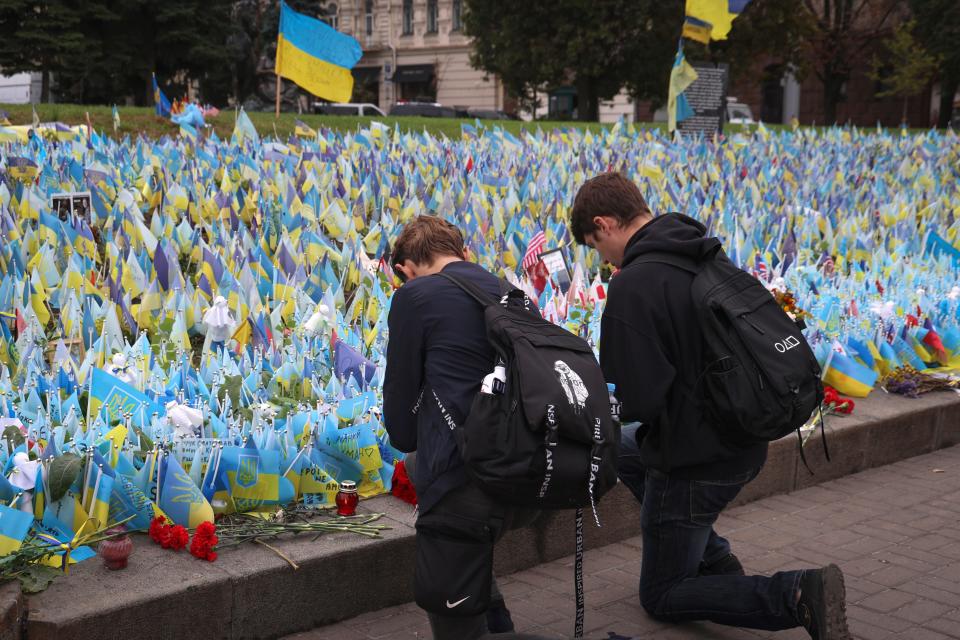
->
[[754, 254, 769, 281], [521, 230, 547, 270]]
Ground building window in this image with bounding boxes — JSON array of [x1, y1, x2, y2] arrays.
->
[[365, 0, 374, 36], [427, 0, 438, 33], [452, 0, 462, 31], [323, 3, 339, 29], [402, 0, 413, 35]]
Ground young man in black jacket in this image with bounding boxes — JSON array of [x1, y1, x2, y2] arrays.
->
[[570, 173, 850, 640], [384, 216, 542, 640]]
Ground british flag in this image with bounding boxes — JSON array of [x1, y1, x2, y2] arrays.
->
[[521, 229, 547, 270]]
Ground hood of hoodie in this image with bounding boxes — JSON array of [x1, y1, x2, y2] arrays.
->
[[621, 213, 720, 267]]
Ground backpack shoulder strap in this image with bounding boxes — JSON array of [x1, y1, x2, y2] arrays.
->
[[437, 271, 498, 308], [626, 241, 723, 275], [627, 252, 701, 275]]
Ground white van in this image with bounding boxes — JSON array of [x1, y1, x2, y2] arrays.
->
[[313, 102, 386, 117], [726, 99, 756, 125]]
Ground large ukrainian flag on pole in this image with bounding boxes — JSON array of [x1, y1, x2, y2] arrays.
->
[[276, 1, 363, 104], [683, 0, 751, 43]]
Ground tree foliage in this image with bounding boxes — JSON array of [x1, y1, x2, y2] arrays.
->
[[798, 0, 906, 125], [464, 0, 670, 121], [465, 0, 820, 119], [704, 0, 817, 84], [0, 0, 89, 101], [909, 0, 960, 127], [0, 0, 332, 107], [869, 19, 939, 123]]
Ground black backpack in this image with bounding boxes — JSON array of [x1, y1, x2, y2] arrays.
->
[[436, 272, 620, 513], [415, 273, 618, 638], [631, 244, 825, 450]]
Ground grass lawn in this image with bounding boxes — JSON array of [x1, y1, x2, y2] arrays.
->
[[0, 103, 800, 141], [1, 103, 930, 140], [0, 103, 644, 140]]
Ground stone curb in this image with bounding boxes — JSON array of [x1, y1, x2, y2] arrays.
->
[[0, 582, 23, 640], [17, 391, 960, 639]]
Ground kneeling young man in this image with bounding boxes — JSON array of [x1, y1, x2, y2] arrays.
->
[[570, 173, 850, 640], [384, 216, 543, 640]]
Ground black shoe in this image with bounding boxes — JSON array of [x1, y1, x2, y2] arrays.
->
[[486, 600, 515, 634], [699, 552, 745, 576], [797, 564, 851, 640]]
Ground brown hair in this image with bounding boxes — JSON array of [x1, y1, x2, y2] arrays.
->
[[569, 172, 651, 244], [391, 215, 465, 267]]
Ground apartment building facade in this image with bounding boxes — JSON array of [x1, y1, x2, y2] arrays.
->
[[329, 0, 506, 113]]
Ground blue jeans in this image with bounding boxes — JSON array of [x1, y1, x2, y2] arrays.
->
[[619, 425, 804, 630], [619, 425, 733, 569]]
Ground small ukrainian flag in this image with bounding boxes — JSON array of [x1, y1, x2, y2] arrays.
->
[[0, 504, 35, 555]]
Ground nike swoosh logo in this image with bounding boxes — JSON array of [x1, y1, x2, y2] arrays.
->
[[445, 596, 470, 608]]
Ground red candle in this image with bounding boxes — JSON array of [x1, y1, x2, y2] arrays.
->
[[99, 527, 133, 570], [335, 480, 359, 516]]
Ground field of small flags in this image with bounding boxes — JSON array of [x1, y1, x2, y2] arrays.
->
[[0, 112, 958, 573]]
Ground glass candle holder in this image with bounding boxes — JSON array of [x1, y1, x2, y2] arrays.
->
[[335, 480, 359, 516]]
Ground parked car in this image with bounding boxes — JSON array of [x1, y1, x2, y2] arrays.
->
[[313, 102, 386, 117], [466, 107, 517, 121], [726, 98, 756, 125], [388, 102, 457, 118]]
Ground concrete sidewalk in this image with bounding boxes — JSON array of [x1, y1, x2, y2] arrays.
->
[[287, 444, 960, 640]]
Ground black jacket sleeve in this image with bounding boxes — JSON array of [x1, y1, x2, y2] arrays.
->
[[383, 285, 424, 452], [599, 313, 675, 425]]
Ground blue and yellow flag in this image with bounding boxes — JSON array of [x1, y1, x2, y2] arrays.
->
[[0, 504, 34, 555], [152, 73, 171, 118], [685, 0, 750, 41], [668, 44, 698, 132], [108, 473, 156, 531], [157, 453, 214, 528], [299, 458, 340, 508], [294, 119, 316, 138], [276, 1, 363, 103], [87, 368, 152, 428], [219, 440, 281, 511], [31, 510, 97, 569], [822, 350, 877, 398], [83, 451, 116, 527]]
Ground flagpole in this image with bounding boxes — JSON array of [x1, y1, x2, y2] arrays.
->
[[276, 75, 281, 120]]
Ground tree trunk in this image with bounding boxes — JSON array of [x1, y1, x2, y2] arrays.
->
[[40, 70, 50, 103], [938, 75, 958, 129], [822, 73, 844, 126], [576, 78, 599, 122]]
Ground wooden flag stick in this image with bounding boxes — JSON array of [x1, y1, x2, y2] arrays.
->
[[275, 75, 281, 119]]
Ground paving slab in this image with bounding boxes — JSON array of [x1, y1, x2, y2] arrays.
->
[[296, 443, 960, 640]]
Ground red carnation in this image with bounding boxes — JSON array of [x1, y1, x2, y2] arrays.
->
[[149, 516, 165, 538], [165, 525, 190, 551], [149, 516, 171, 546], [190, 521, 219, 562], [823, 386, 855, 415]]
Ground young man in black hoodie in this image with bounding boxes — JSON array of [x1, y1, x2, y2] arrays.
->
[[384, 216, 543, 640], [570, 173, 850, 640]]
